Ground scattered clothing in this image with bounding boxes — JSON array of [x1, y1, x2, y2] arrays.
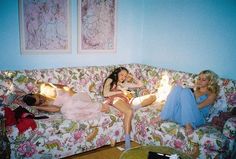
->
[[4, 106, 36, 134], [16, 117, 36, 134], [4, 106, 48, 134]]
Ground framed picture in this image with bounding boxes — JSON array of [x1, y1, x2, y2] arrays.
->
[[78, 0, 117, 53], [19, 0, 71, 54]]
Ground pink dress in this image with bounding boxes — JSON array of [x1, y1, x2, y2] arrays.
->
[[53, 89, 103, 121], [103, 88, 132, 106]]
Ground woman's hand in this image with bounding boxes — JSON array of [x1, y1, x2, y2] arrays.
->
[[123, 90, 134, 100], [126, 73, 134, 82]]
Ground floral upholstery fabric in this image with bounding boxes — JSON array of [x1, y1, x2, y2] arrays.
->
[[223, 117, 236, 139], [0, 64, 142, 158], [6, 111, 124, 158], [1, 64, 236, 159], [131, 65, 236, 159], [132, 106, 230, 159]]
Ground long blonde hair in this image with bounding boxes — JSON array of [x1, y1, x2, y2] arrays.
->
[[196, 70, 220, 96]]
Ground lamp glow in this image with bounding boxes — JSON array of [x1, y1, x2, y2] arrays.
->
[[156, 74, 172, 102], [40, 83, 56, 99]]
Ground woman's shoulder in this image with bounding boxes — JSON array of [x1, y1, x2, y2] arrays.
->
[[105, 78, 113, 83]]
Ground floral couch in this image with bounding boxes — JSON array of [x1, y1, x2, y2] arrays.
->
[[0, 64, 235, 159], [130, 65, 236, 159]]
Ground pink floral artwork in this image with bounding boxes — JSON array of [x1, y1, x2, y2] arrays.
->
[[19, 0, 71, 54], [79, 0, 116, 53]]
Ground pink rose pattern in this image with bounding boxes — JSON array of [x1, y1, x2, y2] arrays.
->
[[17, 141, 37, 157], [227, 92, 236, 106], [1, 64, 235, 159]]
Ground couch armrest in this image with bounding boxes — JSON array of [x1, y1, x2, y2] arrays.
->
[[223, 117, 236, 139], [0, 107, 5, 118], [0, 107, 11, 158]]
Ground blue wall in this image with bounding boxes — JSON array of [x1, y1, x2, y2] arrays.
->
[[142, 0, 236, 80], [1, 0, 236, 80], [0, 0, 144, 69]]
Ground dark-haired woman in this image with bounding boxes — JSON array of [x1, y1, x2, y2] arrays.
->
[[102, 67, 156, 150], [23, 93, 60, 112], [22, 83, 106, 121]]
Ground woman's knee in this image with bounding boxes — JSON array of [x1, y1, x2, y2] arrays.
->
[[150, 94, 156, 102], [180, 88, 193, 98], [140, 94, 156, 106], [174, 85, 183, 90], [167, 85, 183, 97]]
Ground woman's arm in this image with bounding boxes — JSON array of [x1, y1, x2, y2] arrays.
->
[[124, 74, 144, 88], [103, 78, 123, 97], [33, 105, 60, 112], [198, 93, 217, 109]]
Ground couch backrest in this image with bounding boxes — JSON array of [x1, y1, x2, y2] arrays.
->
[[139, 64, 236, 112], [1, 64, 235, 111], [0, 64, 143, 102]]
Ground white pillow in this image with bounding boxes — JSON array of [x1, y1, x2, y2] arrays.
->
[[207, 87, 228, 122]]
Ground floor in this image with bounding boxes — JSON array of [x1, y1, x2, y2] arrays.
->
[[64, 141, 140, 159]]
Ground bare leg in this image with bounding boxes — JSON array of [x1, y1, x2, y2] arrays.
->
[[140, 94, 156, 106], [112, 98, 133, 150], [34, 106, 60, 112], [112, 98, 133, 134]]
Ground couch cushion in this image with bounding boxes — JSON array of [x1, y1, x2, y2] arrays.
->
[[6, 110, 125, 158], [6, 108, 122, 143], [207, 82, 228, 122], [159, 121, 229, 152], [133, 105, 228, 152], [223, 117, 236, 139], [190, 125, 228, 152]]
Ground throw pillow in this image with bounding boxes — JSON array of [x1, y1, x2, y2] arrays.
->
[[0, 82, 39, 115], [0, 78, 14, 96], [207, 87, 228, 122], [1, 84, 26, 105]]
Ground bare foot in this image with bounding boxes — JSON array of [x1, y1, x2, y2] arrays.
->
[[185, 124, 193, 135]]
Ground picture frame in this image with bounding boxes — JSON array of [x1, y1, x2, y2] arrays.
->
[[78, 0, 117, 53], [19, 0, 71, 54]]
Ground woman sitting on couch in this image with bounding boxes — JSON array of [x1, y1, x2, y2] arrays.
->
[[22, 83, 106, 121], [102, 67, 156, 150], [159, 70, 220, 135]]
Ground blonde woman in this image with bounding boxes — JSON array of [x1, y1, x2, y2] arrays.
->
[[159, 70, 220, 135]]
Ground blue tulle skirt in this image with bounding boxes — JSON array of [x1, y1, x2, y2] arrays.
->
[[160, 85, 210, 128]]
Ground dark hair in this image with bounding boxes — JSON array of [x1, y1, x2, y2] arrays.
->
[[103, 67, 129, 93], [23, 93, 36, 106]]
